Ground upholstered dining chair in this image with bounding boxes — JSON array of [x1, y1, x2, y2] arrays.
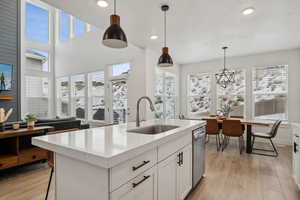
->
[[222, 119, 245, 154], [205, 119, 221, 151], [251, 120, 282, 157]]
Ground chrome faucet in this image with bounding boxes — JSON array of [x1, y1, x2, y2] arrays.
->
[[136, 96, 155, 127]]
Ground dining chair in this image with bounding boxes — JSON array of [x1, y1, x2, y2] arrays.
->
[[251, 120, 282, 157], [222, 119, 245, 154], [205, 119, 221, 151], [45, 128, 80, 200]]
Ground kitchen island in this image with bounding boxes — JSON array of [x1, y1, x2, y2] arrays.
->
[[32, 119, 205, 200]]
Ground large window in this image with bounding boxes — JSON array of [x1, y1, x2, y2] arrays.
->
[[253, 65, 288, 121], [155, 71, 177, 119], [71, 74, 86, 119], [187, 73, 211, 117], [60, 11, 70, 42], [25, 49, 49, 72], [89, 71, 105, 121], [217, 70, 246, 117], [25, 76, 49, 117], [57, 77, 70, 117], [74, 18, 86, 36], [26, 2, 49, 43]]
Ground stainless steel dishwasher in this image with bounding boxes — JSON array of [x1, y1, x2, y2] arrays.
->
[[192, 126, 206, 188]]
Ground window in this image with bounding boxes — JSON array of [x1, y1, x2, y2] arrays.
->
[[71, 74, 86, 119], [74, 18, 86, 36], [57, 77, 70, 117], [25, 76, 49, 117], [26, 2, 49, 43], [155, 71, 177, 119], [89, 72, 105, 121], [112, 63, 130, 76], [91, 25, 98, 31], [217, 70, 245, 117], [112, 80, 128, 124], [187, 73, 211, 117], [60, 11, 70, 42], [253, 65, 288, 121], [25, 49, 49, 72], [111, 63, 130, 124]]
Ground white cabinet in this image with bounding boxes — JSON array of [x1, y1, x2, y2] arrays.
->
[[157, 152, 178, 200], [111, 167, 157, 200], [293, 124, 300, 190], [157, 144, 193, 200], [177, 144, 193, 200]]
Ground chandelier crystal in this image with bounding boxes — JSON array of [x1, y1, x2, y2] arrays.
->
[[215, 47, 235, 89]]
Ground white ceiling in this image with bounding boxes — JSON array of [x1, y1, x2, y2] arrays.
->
[[43, 0, 300, 64]]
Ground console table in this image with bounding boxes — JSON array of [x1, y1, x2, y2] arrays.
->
[[0, 126, 54, 170]]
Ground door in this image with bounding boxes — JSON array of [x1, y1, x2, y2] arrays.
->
[[157, 152, 179, 200], [177, 144, 193, 200], [111, 167, 157, 200]]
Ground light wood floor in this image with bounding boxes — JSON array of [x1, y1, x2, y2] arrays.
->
[[0, 141, 299, 200]]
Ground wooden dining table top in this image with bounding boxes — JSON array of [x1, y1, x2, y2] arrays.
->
[[188, 117, 271, 127]]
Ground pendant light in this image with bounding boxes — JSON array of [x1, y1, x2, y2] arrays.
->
[[215, 47, 235, 89], [158, 5, 173, 67], [102, 0, 127, 48]]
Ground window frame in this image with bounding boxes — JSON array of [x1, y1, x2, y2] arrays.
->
[[186, 73, 212, 118], [252, 65, 289, 121]]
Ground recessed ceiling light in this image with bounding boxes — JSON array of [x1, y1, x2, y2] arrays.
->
[[97, 0, 109, 8], [242, 7, 255, 15], [150, 35, 158, 40]]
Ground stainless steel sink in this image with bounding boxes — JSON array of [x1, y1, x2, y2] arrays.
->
[[128, 125, 179, 135]]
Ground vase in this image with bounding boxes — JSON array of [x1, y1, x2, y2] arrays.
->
[[27, 121, 35, 128]]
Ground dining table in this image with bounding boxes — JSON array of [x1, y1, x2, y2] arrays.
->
[[188, 117, 272, 154]]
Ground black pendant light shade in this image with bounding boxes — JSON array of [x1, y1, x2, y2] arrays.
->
[[158, 5, 173, 67], [158, 47, 173, 67], [215, 47, 235, 89], [102, 0, 128, 48]]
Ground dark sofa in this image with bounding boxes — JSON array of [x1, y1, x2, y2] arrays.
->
[[4, 117, 90, 131]]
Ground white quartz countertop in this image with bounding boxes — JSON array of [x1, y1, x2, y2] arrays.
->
[[32, 119, 205, 168]]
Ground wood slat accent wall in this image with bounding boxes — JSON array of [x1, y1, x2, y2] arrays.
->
[[0, 0, 20, 121]]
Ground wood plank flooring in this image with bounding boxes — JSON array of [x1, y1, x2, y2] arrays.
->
[[0, 140, 299, 200]]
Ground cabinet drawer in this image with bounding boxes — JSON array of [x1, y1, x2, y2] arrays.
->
[[158, 132, 192, 162], [110, 166, 157, 200], [19, 147, 47, 165], [0, 155, 18, 170], [110, 149, 157, 192]]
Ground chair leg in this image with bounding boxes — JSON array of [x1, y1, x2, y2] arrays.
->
[[270, 139, 279, 157], [205, 135, 210, 144], [222, 136, 229, 152], [251, 137, 279, 157], [215, 135, 219, 151], [45, 167, 54, 200], [239, 136, 243, 154]]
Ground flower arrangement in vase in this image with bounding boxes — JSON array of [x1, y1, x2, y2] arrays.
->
[[24, 113, 37, 128], [0, 108, 13, 131]]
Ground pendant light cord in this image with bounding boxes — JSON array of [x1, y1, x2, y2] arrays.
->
[[164, 10, 167, 47], [223, 48, 226, 70], [114, 0, 116, 14]]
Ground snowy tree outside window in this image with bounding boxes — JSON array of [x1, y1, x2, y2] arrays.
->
[[253, 65, 288, 121], [154, 71, 176, 119], [89, 71, 105, 121], [57, 77, 70, 117], [187, 73, 211, 117], [217, 70, 246, 117], [71, 74, 86, 119]]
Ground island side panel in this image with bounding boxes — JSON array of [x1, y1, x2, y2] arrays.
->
[[55, 153, 109, 200]]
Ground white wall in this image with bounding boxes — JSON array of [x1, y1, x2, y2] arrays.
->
[[180, 48, 300, 145], [55, 29, 148, 122]]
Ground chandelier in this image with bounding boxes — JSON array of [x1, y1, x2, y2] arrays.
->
[[215, 47, 235, 89]]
